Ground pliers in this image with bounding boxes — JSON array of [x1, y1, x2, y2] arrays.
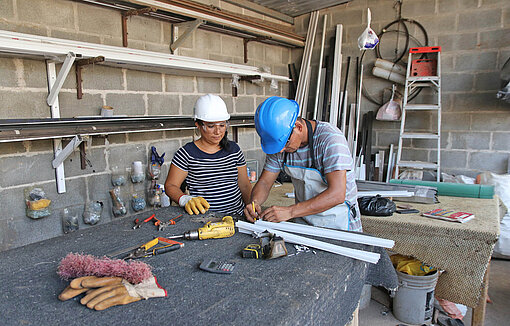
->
[[132, 214, 155, 230], [157, 214, 183, 231]]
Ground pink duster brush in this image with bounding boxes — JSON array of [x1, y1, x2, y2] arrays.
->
[[57, 253, 152, 284]]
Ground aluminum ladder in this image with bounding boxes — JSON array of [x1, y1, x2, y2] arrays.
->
[[395, 46, 442, 182]]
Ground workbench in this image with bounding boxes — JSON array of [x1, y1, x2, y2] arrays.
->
[[0, 204, 392, 326]]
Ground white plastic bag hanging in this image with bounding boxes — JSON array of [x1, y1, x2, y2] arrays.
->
[[376, 84, 401, 121], [358, 8, 379, 50]]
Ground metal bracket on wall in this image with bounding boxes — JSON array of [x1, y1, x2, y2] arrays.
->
[[47, 52, 76, 107], [232, 75, 262, 97], [75, 56, 105, 99], [243, 36, 269, 63], [170, 19, 204, 54], [122, 7, 157, 47], [52, 135, 88, 168]]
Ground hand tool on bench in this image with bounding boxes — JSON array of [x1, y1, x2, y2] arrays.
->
[[168, 215, 235, 240], [157, 214, 183, 231], [108, 237, 183, 259], [133, 213, 155, 229]]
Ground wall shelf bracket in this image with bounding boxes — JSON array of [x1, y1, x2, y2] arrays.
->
[[52, 135, 87, 168], [75, 56, 105, 99], [122, 7, 157, 47], [171, 19, 204, 53], [47, 52, 76, 107]]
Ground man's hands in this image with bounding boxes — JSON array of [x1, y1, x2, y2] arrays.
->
[[59, 275, 166, 311], [244, 203, 294, 223], [179, 195, 210, 215]]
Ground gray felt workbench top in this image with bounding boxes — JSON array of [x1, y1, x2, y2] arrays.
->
[[0, 206, 391, 326]]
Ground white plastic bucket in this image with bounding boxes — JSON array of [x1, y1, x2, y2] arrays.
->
[[393, 270, 438, 325]]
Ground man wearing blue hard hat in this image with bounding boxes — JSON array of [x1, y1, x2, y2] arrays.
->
[[244, 96, 362, 232]]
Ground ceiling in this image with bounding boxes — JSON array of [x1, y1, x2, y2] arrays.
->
[[247, 0, 352, 17]]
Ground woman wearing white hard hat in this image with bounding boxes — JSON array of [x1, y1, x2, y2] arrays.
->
[[164, 94, 252, 216]]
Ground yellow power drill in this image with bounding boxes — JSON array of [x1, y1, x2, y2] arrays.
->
[[168, 216, 235, 240]]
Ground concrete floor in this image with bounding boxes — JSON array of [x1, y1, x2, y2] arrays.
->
[[359, 258, 510, 326]]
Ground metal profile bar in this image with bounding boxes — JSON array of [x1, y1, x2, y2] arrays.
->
[[46, 61, 66, 193], [236, 221, 380, 264], [358, 190, 413, 198], [0, 30, 290, 82], [46, 52, 76, 107], [255, 220, 394, 248], [329, 24, 343, 126], [312, 14, 327, 120], [52, 135, 84, 168], [170, 19, 203, 52]]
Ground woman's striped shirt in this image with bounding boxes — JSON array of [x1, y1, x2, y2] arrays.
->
[[171, 141, 246, 215]]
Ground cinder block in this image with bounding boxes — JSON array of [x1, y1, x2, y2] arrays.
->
[[106, 134, 127, 144], [51, 30, 102, 46], [104, 94, 145, 115], [412, 138, 439, 150], [246, 42, 264, 63], [376, 131, 399, 148], [196, 30, 221, 53], [471, 112, 510, 131], [420, 15, 456, 35], [221, 35, 243, 58], [181, 95, 200, 116], [401, 0, 436, 16], [197, 77, 221, 94], [45, 178, 88, 212], [238, 130, 256, 149], [367, 3, 401, 23], [442, 73, 474, 92], [479, 29, 510, 49], [165, 75, 195, 93], [0, 90, 49, 119], [128, 131, 164, 142], [18, 0, 75, 29], [0, 0, 14, 18], [0, 20, 46, 36], [475, 71, 501, 91], [0, 187, 26, 222], [57, 92, 104, 118], [493, 133, 510, 151], [264, 45, 282, 65], [147, 94, 180, 115], [451, 92, 502, 111], [73, 64, 125, 91], [450, 131, 491, 150], [235, 96, 255, 113], [0, 142, 26, 155], [439, 150, 468, 169], [27, 139, 54, 152], [441, 54, 455, 74], [107, 143, 148, 169], [222, 96, 234, 115], [23, 59, 54, 88], [126, 15, 161, 44], [455, 52, 498, 72], [208, 53, 234, 63], [469, 151, 508, 173], [404, 111, 432, 130], [245, 80, 265, 96], [0, 58, 17, 87], [438, 33, 478, 52], [458, 9, 502, 32], [442, 113, 470, 130], [76, 2, 122, 39], [332, 9, 363, 26], [223, 78, 244, 96], [401, 148, 429, 162], [61, 147, 107, 177], [148, 140, 181, 163], [126, 70, 163, 92]]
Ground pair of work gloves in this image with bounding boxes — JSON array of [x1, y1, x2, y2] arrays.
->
[[59, 275, 166, 310], [179, 195, 210, 215]]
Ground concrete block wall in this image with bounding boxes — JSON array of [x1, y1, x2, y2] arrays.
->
[[0, 0, 291, 251], [294, 0, 510, 178]]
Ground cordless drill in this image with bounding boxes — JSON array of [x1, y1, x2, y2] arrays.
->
[[168, 215, 235, 240]]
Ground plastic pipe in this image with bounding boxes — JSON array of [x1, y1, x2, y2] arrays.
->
[[372, 66, 406, 85]]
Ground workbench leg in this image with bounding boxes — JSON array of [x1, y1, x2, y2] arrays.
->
[[471, 262, 490, 326]]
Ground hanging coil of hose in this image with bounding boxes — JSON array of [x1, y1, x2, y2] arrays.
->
[[360, 4, 430, 106]]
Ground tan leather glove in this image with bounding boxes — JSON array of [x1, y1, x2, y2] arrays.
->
[[59, 276, 166, 311], [179, 195, 210, 215]]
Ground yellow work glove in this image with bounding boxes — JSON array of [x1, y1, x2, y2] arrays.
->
[[179, 195, 210, 215], [59, 275, 166, 311]]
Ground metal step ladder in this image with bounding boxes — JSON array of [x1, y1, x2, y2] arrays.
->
[[395, 46, 442, 182]]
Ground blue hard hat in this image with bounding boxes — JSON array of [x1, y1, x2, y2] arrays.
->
[[255, 97, 299, 154]]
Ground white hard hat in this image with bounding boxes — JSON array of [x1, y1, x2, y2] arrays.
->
[[193, 94, 230, 122]]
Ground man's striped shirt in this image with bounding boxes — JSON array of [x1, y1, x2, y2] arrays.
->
[[263, 121, 362, 232], [171, 141, 246, 215]]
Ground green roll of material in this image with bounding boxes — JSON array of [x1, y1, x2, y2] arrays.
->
[[389, 179, 494, 199]]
